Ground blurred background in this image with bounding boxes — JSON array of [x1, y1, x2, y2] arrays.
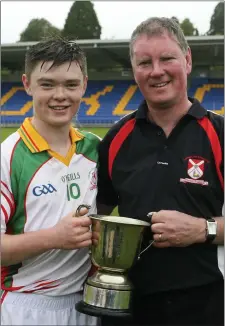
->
[[1, 1, 224, 140]]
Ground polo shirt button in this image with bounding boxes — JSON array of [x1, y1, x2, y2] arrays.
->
[[157, 131, 162, 136]]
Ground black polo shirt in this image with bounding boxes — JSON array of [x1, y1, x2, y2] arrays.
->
[[97, 98, 224, 295]]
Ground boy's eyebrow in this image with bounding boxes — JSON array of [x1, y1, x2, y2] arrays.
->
[[37, 78, 54, 83], [37, 78, 81, 83]]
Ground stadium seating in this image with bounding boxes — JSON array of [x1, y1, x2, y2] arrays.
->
[[188, 78, 224, 115], [1, 79, 224, 125]]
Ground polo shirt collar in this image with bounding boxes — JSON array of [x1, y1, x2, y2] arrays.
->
[[187, 98, 207, 119], [136, 97, 207, 121], [136, 100, 149, 120], [18, 117, 84, 153]]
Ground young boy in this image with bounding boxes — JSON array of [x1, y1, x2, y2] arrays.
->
[[1, 37, 99, 325]]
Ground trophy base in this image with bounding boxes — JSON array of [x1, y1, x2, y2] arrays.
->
[[83, 283, 131, 310], [75, 300, 132, 318]]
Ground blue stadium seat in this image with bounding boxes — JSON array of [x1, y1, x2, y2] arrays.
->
[[1, 79, 224, 125]]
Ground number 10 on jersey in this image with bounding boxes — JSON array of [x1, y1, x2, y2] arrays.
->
[[67, 183, 81, 201]]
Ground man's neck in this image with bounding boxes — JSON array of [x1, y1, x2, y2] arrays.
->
[[147, 98, 192, 137], [31, 117, 72, 155]]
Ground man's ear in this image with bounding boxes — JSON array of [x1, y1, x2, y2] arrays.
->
[[185, 47, 192, 76], [22, 74, 32, 96]]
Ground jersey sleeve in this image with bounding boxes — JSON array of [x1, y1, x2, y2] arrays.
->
[[1, 153, 15, 234], [97, 132, 119, 207]]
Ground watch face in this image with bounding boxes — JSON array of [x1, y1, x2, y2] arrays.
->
[[208, 222, 217, 235]]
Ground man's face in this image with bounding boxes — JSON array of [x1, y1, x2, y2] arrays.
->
[[131, 32, 192, 109], [22, 61, 87, 127]]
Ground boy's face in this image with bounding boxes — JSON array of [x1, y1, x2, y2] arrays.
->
[[22, 61, 87, 128]]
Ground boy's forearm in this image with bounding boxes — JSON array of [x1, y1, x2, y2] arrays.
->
[[1, 227, 57, 266]]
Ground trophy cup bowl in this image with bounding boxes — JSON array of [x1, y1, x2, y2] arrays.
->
[[75, 214, 150, 318]]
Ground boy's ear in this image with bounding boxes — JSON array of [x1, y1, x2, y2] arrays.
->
[[22, 74, 32, 96]]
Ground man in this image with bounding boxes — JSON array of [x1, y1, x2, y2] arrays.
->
[[1, 38, 99, 325], [97, 17, 224, 326]]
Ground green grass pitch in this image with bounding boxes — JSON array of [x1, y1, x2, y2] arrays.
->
[[1, 127, 109, 142]]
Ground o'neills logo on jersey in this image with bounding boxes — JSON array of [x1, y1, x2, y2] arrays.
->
[[180, 156, 209, 186]]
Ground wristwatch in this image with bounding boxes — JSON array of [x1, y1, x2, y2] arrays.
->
[[205, 218, 217, 243]]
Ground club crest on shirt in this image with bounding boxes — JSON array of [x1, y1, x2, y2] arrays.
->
[[89, 168, 97, 190], [187, 158, 204, 179], [180, 156, 209, 186]]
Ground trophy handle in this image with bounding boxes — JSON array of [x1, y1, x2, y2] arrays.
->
[[74, 204, 91, 216], [146, 211, 156, 224], [74, 204, 93, 255], [138, 240, 155, 259], [137, 211, 156, 259]]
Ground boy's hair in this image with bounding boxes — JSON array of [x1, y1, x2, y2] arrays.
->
[[129, 17, 189, 59], [25, 36, 87, 78]]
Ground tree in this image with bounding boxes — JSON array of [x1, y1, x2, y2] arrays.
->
[[62, 1, 101, 40], [19, 18, 61, 42], [1, 67, 11, 77], [207, 2, 224, 35], [180, 18, 199, 36]]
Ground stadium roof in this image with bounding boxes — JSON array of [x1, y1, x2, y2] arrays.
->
[[2, 35, 224, 71]]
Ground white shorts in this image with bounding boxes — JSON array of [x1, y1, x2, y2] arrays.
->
[[1, 291, 99, 326]]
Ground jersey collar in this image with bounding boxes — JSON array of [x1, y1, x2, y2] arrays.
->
[[18, 117, 84, 153]]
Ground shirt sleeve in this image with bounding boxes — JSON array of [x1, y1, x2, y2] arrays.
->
[[1, 155, 15, 234], [97, 134, 119, 207]]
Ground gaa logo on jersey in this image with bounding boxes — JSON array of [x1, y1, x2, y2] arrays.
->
[[33, 184, 57, 196], [187, 158, 204, 180]]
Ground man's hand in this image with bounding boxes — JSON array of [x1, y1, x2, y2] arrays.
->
[[51, 207, 92, 250], [151, 210, 206, 248]]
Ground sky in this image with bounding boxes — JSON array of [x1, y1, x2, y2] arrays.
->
[[1, 1, 220, 44]]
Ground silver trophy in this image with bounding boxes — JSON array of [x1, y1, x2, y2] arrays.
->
[[76, 213, 152, 318]]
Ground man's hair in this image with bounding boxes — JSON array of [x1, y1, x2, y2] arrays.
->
[[129, 17, 189, 59], [25, 36, 87, 78]]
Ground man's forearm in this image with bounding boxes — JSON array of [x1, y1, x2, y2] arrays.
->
[[1, 228, 57, 266]]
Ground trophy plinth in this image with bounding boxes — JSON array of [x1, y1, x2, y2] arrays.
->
[[75, 215, 150, 317], [75, 302, 132, 318]]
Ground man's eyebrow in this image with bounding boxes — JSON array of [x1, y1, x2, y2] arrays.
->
[[65, 79, 81, 83]]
